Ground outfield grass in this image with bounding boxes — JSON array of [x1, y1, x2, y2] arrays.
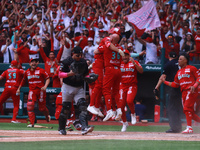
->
[[1, 140, 200, 150]]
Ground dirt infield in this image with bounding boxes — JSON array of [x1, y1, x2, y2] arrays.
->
[[1, 130, 200, 142]]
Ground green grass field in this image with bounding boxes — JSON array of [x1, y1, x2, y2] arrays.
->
[[0, 123, 200, 150]]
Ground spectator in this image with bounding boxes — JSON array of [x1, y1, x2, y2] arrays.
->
[[83, 37, 95, 63], [135, 99, 146, 121], [1, 37, 15, 63]]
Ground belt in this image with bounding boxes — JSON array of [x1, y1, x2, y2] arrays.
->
[[106, 66, 119, 69], [6, 86, 17, 88]]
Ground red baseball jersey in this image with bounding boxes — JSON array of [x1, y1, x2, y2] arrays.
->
[[98, 44, 123, 67], [120, 60, 141, 84], [174, 65, 200, 91], [0, 68, 24, 87], [195, 35, 200, 54], [21, 67, 49, 90]]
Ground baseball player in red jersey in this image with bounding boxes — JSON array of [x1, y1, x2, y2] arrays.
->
[[0, 60, 24, 123], [119, 50, 143, 132], [95, 32, 124, 122], [17, 58, 50, 127], [87, 29, 124, 119], [161, 53, 200, 134]]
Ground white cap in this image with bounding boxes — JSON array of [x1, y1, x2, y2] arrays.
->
[[128, 43, 133, 47], [88, 37, 93, 41]]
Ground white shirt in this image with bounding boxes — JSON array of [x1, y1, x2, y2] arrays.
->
[[83, 45, 95, 62], [145, 42, 158, 64], [28, 44, 39, 59], [1, 43, 15, 63]]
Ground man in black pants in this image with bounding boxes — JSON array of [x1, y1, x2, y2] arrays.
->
[[58, 46, 94, 135], [155, 52, 182, 133]]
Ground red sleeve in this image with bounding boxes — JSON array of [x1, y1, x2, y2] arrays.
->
[[174, 72, 180, 86], [39, 47, 47, 62], [17, 46, 24, 53], [135, 60, 142, 67], [50, 38, 54, 52], [56, 46, 64, 62], [29, 50, 38, 54], [20, 71, 27, 87], [43, 69, 50, 79], [161, 29, 167, 42], [1, 70, 7, 78]]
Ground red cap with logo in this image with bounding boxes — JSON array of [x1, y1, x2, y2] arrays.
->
[[11, 60, 18, 66], [123, 49, 130, 55], [108, 27, 121, 35]]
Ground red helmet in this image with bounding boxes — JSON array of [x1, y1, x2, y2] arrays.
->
[[108, 27, 121, 35]]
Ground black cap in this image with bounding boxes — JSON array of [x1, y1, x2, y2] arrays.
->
[[169, 51, 177, 58], [72, 46, 82, 54]]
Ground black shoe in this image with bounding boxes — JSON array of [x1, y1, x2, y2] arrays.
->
[[59, 129, 67, 135], [166, 129, 181, 133], [81, 126, 94, 135]]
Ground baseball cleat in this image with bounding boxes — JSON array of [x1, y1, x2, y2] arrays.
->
[[103, 110, 114, 121], [27, 124, 34, 128], [121, 122, 129, 132], [115, 108, 122, 121], [131, 113, 137, 125], [97, 109, 104, 118], [81, 126, 94, 135], [87, 105, 98, 115], [111, 111, 116, 120], [182, 127, 193, 134], [11, 120, 21, 123], [59, 129, 67, 135]]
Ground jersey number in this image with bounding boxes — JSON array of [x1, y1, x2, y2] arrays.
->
[[112, 52, 120, 60], [8, 73, 16, 79]]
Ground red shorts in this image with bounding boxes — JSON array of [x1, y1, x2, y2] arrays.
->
[[182, 90, 198, 113]]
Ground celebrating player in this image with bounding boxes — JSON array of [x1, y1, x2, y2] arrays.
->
[[16, 58, 51, 127], [0, 60, 24, 123], [87, 28, 124, 119], [119, 50, 143, 132], [94, 28, 124, 122], [161, 53, 200, 134]]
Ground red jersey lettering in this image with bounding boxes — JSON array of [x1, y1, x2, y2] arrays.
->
[[1, 68, 24, 87], [120, 60, 141, 84], [174, 65, 200, 91]]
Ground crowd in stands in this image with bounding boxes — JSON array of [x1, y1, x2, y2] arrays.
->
[[0, 0, 200, 66]]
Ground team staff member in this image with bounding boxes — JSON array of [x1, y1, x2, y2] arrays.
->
[[155, 52, 182, 133], [58, 46, 94, 135], [161, 53, 200, 134], [119, 50, 143, 132], [17, 58, 51, 127], [0, 60, 24, 123]]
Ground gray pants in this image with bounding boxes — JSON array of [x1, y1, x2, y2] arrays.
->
[[61, 83, 85, 104], [165, 86, 183, 131]]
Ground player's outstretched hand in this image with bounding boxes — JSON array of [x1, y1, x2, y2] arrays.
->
[[41, 86, 47, 91], [189, 86, 195, 93]]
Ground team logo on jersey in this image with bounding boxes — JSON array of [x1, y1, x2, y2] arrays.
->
[[35, 70, 40, 74], [185, 68, 190, 73], [129, 63, 134, 67], [121, 64, 124, 68]]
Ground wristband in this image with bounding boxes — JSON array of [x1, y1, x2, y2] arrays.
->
[[193, 82, 199, 88], [58, 71, 68, 78]]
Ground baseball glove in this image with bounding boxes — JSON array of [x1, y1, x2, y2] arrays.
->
[[70, 61, 86, 74], [84, 73, 98, 84], [153, 89, 159, 100]]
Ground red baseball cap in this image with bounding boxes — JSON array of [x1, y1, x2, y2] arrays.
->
[[108, 27, 121, 35], [123, 49, 130, 55], [11, 60, 18, 66], [29, 58, 39, 63]]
